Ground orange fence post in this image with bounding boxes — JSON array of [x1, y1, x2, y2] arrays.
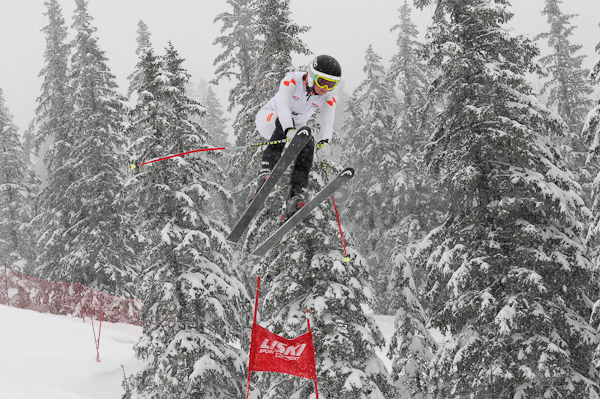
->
[[90, 310, 100, 362], [97, 309, 104, 362]]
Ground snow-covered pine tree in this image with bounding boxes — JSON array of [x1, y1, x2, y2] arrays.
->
[[34, 0, 71, 159], [537, 0, 595, 203], [538, 0, 593, 133], [124, 42, 249, 399], [22, 121, 37, 171], [390, 2, 431, 127], [584, 35, 600, 158], [387, 251, 435, 399], [127, 20, 153, 98], [38, 0, 135, 295], [20, 120, 42, 275], [213, 0, 258, 112], [195, 84, 231, 230], [118, 25, 159, 295], [0, 89, 38, 273], [202, 85, 230, 147], [245, 163, 393, 399], [584, 27, 600, 358], [33, 0, 74, 281], [213, 0, 261, 147], [413, 0, 600, 396], [341, 45, 400, 312], [385, 5, 440, 395], [593, 26, 600, 83], [385, 0, 443, 308]]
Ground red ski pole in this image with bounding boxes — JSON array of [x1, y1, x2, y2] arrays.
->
[[129, 138, 289, 169], [321, 161, 350, 263], [305, 309, 320, 399]]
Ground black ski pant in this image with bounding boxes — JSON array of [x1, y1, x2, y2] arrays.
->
[[260, 118, 314, 198]]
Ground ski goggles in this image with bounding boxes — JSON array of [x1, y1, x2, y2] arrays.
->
[[308, 69, 339, 90], [314, 75, 339, 90]]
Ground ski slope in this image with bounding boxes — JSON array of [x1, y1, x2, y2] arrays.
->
[[0, 304, 145, 399], [0, 305, 397, 398]]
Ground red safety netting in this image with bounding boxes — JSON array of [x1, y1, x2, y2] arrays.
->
[[1, 268, 141, 325]]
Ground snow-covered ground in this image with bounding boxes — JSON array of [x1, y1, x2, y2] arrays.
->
[[0, 304, 145, 399], [0, 305, 397, 398]]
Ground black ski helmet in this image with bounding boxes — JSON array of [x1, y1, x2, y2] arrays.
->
[[307, 55, 341, 89]]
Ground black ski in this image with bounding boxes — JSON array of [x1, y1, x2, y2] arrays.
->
[[251, 167, 355, 257], [227, 129, 312, 244]]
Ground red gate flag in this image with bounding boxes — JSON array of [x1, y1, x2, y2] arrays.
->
[[246, 277, 319, 399], [248, 323, 316, 379]]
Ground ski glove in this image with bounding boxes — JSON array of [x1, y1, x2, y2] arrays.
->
[[316, 139, 331, 161], [285, 127, 297, 142]]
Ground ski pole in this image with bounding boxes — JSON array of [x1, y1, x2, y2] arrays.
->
[[321, 160, 350, 263], [129, 138, 289, 169]]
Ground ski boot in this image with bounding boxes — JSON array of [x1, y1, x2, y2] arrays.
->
[[253, 161, 272, 198], [283, 186, 307, 221]]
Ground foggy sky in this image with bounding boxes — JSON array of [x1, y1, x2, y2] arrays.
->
[[0, 0, 598, 133]]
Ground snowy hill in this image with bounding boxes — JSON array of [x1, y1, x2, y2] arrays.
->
[[0, 305, 144, 399], [0, 305, 396, 398]]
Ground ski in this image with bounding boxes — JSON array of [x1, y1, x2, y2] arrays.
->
[[251, 167, 355, 257], [227, 128, 312, 244]]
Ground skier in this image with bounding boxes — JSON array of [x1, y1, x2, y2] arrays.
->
[[255, 54, 341, 219]]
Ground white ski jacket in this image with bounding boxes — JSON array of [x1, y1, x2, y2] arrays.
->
[[255, 71, 337, 142]]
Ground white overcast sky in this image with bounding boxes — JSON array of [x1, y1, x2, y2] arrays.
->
[[0, 0, 599, 132]]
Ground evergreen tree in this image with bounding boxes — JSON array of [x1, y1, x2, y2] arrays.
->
[[537, 0, 595, 203], [390, 2, 431, 130], [593, 25, 600, 83], [0, 90, 37, 273], [20, 120, 41, 275], [583, 26, 600, 332], [35, 0, 71, 156], [245, 164, 393, 399], [125, 43, 249, 399], [413, 0, 600, 397], [202, 85, 230, 147], [583, 36, 600, 196], [22, 120, 36, 170], [538, 0, 593, 133], [386, 0, 443, 306], [213, 0, 259, 111], [127, 20, 152, 98], [341, 45, 399, 312], [33, 0, 73, 280], [387, 251, 435, 399], [384, 5, 441, 395], [36, 0, 134, 296], [184, 79, 209, 109]]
